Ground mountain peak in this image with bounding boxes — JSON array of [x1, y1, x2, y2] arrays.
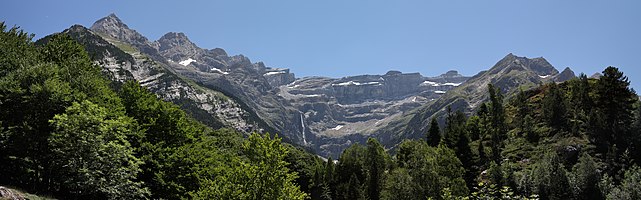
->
[[553, 67, 576, 82], [493, 53, 558, 76], [159, 32, 191, 43], [91, 13, 128, 31], [90, 13, 150, 47], [156, 32, 199, 53]]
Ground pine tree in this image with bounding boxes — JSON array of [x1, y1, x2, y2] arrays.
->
[[427, 117, 441, 147], [542, 82, 567, 134], [366, 138, 386, 200], [570, 153, 601, 199], [487, 84, 506, 164], [593, 67, 637, 162]]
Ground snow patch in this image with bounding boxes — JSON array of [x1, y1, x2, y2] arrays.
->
[[333, 81, 381, 86], [179, 58, 196, 66], [331, 125, 344, 130], [434, 90, 446, 94], [211, 68, 229, 75], [264, 71, 286, 76], [299, 94, 321, 98], [422, 80, 439, 86], [421, 81, 462, 87], [442, 82, 462, 86], [539, 75, 551, 79]]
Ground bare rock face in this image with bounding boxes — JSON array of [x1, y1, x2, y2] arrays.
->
[[54, 24, 256, 134], [553, 67, 576, 82], [90, 14, 152, 51], [0, 187, 25, 200], [372, 53, 569, 152], [263, 68, 296, 87], [279, 70, 469, 157], [90, 14, 306, 144]]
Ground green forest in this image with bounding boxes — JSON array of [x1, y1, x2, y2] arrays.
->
[[2, 22, 641, 200]]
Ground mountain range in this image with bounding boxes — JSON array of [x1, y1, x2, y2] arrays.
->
[[47, 14, 577, 157]]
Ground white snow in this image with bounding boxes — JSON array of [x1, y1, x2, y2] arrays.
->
[[412, 97, 417, 102], [421, 80, 439, 86], [264, 71, 286, 76], [442, 82, 462, 86], [434, 90, 446, 94], [210, 67, 229, 75], [331, 125, 344, 130], [421, 81, 462, 87], [179, 58, 196, 66], [299, 94, 321, 98], [333, 81, 381, 86], [539, 75, 551, 79]]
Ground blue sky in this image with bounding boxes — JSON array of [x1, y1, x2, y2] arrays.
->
[[2, 0, 640, 90]]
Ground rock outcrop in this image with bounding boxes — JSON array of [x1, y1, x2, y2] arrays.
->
[[80, 14, 577, 158], [51, 23, 257, 134], [371, 53, 574, 151], [553, 67, 576, 82]]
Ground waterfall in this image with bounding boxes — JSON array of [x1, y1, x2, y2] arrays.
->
[[300, 113, 307, 145]]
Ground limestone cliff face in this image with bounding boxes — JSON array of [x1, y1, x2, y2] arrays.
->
[[57, 24, 255, 133], [90, 14, 304, 144], [278, 70, 469, 156], [264, 68, 296, 87]]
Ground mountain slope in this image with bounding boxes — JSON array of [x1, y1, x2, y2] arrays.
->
[[82, 14, 474, 157], [37, 24, 263, 133], [82, 14, 578, 157], [373, 53, 576, 149]]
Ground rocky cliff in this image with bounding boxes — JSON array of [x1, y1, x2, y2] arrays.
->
[[71, 14, 578, 158], [371, 53, 576, 150], [46, 24, 258, 134], [278, 70, 469, 156]]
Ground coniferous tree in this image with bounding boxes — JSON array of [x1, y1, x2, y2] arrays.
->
[[366, 138, 386, 200], [542, 82, 567, 134], [568, 73, 593, 136], [514, 88, 529, 131], [427, 117, 441, 147], [570, 153, 601, 200], [595, 67, 638, 157], [523, 114, 538, 143], [530, 151, 571, 200], [381, 168, 417, 200], [347, 174, 366, 200], [487, 84, 506, 164]]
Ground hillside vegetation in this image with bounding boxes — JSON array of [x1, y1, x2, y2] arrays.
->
[[0, 22, 317, 199], [306, 68, 640, 199]]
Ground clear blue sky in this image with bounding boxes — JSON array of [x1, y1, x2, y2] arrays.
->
[[2, 0, 640, 90]]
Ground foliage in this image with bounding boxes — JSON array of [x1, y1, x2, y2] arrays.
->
[[193, 133, 307, 200], [427, 117, 442, 147], [0, 23, 307, 200], [49, 101, 148, 199]]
